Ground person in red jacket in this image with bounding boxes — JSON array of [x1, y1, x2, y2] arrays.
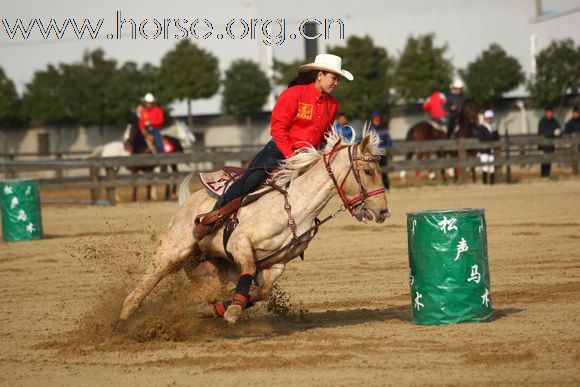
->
[[422, 86, 447, 131], [138, 93, 165, 153], [194, 54, 353, 240]]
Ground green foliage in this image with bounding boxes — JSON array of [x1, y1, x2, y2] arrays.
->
[[108, 61, 161, 124], [22, 64, 74, 126], [222, 59, 271, 118], [23, 49, 161, 128], [394, 33, 453, 102], [0, 67, 25, 127], [158, 40, 220, 102], [68, 49, 118, 127], [272, 58, 303, 87], [459, 44, 524, 108], [328, 35, 395, 121], [528, 39, 580, 108]]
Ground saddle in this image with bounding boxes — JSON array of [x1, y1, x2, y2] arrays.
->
[[194, 166, 284, 241], [198, 166, 280, 202]]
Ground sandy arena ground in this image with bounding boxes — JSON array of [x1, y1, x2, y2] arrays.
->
[[1, 178, 579, 386]]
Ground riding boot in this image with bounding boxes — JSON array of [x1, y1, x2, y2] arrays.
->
[[193, 196, 242, 241], [482, 172, 488, 184], [489, 173, 495, 185]]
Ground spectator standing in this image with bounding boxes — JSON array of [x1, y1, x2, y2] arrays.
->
[[564, 105, 580, 135], [370, 112, 392, 189], [538, 106, 561, 178], [476, 110, 500, 185], [445, 79, 467, 137], [138, 93, 165, 153], [422, 86, 447, 131]]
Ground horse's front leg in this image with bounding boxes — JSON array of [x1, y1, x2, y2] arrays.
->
[[196, 263, 286, 320], [222, 234, 257, 324]]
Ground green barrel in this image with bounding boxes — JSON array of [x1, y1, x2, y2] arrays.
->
[[0, 179, 44, 242], [407, 208, 492, 325]]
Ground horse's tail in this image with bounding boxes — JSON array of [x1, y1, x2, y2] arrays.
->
[[178, 172, 196, 207], [89, 145, 104, 159]]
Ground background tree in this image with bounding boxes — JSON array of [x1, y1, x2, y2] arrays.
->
[[158, 40, 220, 129], [393, 33, 453, 102], [0, 67, 25, 128], [272, 58, 303, 87], [109, 61, 161, 126], [528, 39, 580, 109], [459, 43, 524, 108], [22, 64, 76, 151], [328, 35, 395, 121], [222, 59, 271, 144]]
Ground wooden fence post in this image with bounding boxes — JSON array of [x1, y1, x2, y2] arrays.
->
[[105, 167, 117, 206], [457, 139, 467, 183], [571, 132, 580, 176], [7, 154, 16, 179], [89, 163, 99, 205], [55, 152, 63, 179]]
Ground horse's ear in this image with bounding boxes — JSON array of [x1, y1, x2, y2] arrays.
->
[[360, 133, 371, 153]]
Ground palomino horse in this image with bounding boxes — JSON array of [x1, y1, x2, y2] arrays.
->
[[113, 128, 390, 330]]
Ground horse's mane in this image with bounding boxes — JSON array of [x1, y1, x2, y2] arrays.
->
[[273, 125, 384, 186]]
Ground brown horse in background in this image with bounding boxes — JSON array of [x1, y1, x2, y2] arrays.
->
[[403, 99, 480, 181], [402, 121, 448, 180]]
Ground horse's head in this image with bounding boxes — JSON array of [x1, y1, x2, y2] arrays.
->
[[327, 128, 390, 223]]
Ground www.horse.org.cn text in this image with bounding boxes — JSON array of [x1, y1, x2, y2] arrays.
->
[[1, 11, 347, 46]]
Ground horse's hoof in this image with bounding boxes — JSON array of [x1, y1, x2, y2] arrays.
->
[[195, 303, 217, 318], [224, 304, 243, 325]]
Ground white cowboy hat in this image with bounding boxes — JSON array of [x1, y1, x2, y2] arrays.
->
[[143, 93, 156, 103], [298, 54, 354, 81], [483, 110, 494, 118], [452, 79, 464, 89]]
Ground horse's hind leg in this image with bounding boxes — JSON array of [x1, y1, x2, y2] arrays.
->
[[114, 213, 196, 331]]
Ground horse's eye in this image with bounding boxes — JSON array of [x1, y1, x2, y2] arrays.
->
[[364, 169, 374, 176]]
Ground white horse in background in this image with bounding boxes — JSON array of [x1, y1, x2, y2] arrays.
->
[[90, 120, 196, 201], [90, 120, 195, 159]]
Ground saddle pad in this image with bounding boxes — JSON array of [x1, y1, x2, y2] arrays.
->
[[199, 170, 232, 196], [199, 168, 282, 199]]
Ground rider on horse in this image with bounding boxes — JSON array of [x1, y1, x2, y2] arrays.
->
[[422, 86, 448, 132], [138, 93, 165, 153], [194, 54, 353, 241], [445, 79, 467, 137]]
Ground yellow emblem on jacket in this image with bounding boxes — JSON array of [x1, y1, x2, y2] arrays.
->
[[296, 102, 313, 120]]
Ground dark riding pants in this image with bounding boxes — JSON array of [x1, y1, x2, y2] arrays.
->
[[221, 140, 285, 205]]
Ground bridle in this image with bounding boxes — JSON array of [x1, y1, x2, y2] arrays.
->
[[322, 141, 386, 217]]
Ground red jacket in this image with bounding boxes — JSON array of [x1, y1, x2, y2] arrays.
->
[[422, 91, 447, 120], [138, 105, 165, 130], [271, 83, 338, 158]]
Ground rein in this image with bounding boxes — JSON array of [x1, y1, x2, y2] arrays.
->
[[254, 141, 385, 270], [322, 141, 385, 217]]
